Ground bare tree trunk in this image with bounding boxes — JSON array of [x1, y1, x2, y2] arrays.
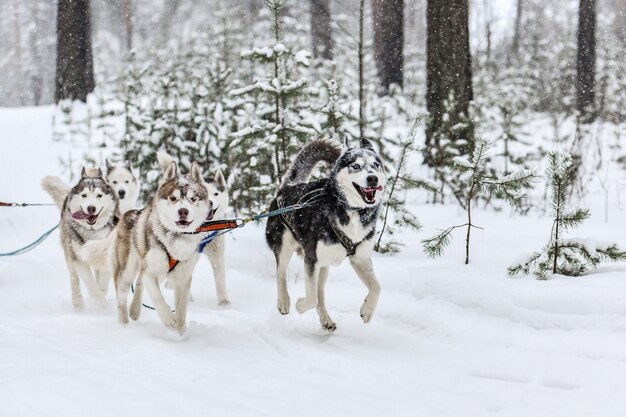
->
[[122, 0, 133, 51], [372, 0, 404, 95], [55, 0, 95, 103], [310, 0, 333, 60], [510, 0, 523, 60], [577, 0, 596, 121], [358, 0, 366, 140], [425, 0, 473, 165]]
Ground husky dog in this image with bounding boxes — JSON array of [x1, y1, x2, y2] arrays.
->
[[105, 159, 140, 214], [42, 168, 120, 309], [265, 138, 386, 331], [112, 161, 211, 333], [157, 152, 231, 305]]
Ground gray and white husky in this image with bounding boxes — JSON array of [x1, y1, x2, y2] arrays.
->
[[112, 160, 212, 333], [42, 168, 120, 309], [105, 159, 140, 214], [157, 151, 231, 306], [266, 138, 387, 331]]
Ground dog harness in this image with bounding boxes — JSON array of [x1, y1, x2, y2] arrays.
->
[[276, 190, 372, 258]]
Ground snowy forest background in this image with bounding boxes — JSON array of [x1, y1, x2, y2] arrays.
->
[[1, 0, 625, 258]]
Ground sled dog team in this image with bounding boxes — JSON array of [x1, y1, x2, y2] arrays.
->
[[42, 138, 387, 334]]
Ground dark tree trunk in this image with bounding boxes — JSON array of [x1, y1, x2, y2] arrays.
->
[[510, 0, 523, 60], [310, 0, 333, 60], [122, 0, 133, 51], [425, 0, 474, 165], [576, 0, 596, 121], [372, 0, 404, 95], [358, 0, 365, 140], [55, 0, 95, 103]]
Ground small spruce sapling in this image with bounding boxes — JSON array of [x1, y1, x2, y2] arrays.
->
[[508, 152, 626, 279], [375, 119, 438, 254], [422, 139, 536, 264]]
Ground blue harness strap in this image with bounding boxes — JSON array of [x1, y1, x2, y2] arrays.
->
[[198, 231, 219, 253]]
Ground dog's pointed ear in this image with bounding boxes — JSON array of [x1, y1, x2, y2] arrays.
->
[[124, 160, 132, 170], [360, 138, 374, 150], [190, 161, 203, 183], [164, 161, 179, 182], [214, 169, 226, 188], [95, 168, 104, 178], [343, 136, 352, 151], [80, 167, 88, 179], [105, 159, 114, 171]]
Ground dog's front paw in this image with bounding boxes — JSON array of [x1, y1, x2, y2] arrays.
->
[[277, 296, 290, 315], [129, 304, 141, 321], [176, 322, 187, 335], [160, 314, 178, 331], [218, 298, 231, 307], [72, 298, 84, 311], [296, 298, 315, 314], [321, 320, 337, 332], [360, 299, 376, 324]]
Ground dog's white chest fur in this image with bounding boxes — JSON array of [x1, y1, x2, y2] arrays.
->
[[316, 212, 372, 266]]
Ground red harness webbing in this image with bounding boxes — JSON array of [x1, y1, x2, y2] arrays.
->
[[167, 219, 240, 271]]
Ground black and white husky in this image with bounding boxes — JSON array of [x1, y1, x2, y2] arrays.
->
[[42, 168, 120, 309], [266, 138, 387, 330]]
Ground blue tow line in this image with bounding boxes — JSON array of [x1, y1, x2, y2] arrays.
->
[[0, 224, 59, 257]]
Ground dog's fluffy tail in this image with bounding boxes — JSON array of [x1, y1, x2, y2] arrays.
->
[[41, 176, 70, 209], [77, 228, 118, 272], [157, 150, 176, 173], [280, 139, 342, 189]]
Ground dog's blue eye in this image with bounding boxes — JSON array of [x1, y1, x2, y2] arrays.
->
[[351, 164, 361, 170]]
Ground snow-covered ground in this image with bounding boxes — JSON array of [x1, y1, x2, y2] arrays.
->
[[2, 106, 626, 416]]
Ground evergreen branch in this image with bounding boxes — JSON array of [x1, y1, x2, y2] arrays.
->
[[559, 208, 591, 230], [421, 224, 467, 258]]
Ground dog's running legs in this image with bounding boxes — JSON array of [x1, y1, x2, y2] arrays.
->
[[275, 246, 294, 315], [75, 261, 107, 307], [95, 270, 110, 294], [129, 272, 143, 321], [296, 260, 319, 314], [316, 266, 336, 331], [143, 274, 177, 330], [349, 257, 381, 323], [116, 277, 131, 325], [174, 278, 192, 334], [65, 256, 84, 310], [206, 239, 229, 306]]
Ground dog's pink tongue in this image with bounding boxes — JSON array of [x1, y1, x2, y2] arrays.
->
[[72, 211, 89, 220]]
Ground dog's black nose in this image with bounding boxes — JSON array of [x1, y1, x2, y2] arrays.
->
[[366, 175, 378, 187], [178, 208, 189, 218], [87, 206, 96, 214], [118, 189, 126, 199]]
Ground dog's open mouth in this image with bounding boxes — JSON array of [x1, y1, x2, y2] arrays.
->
[[353, 183, 383, 204], [176, 220, 192, 228], [72, 209, 101, 225], [206, 208, 217, 221]]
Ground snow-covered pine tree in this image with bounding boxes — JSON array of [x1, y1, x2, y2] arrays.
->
[[229, 0, 317, 212], [375, 119, 437, 254], [422, 139, 536, 264], [508, 152, 626, 279]]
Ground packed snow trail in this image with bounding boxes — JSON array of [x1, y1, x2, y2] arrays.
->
[[1, 106, 626, 416]]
